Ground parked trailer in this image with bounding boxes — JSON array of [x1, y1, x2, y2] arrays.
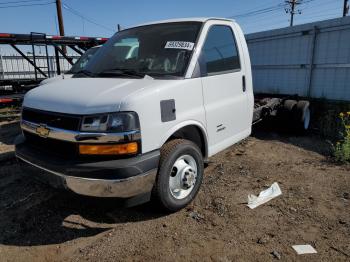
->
[[0, 54, 78, 80], [0, 33, 108, 110], [0, 32, 108, 92]]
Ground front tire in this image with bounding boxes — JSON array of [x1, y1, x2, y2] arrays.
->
[[153, 139, 204, 212]]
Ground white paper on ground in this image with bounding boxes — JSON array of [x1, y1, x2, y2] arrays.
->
[[247, 182, 282, 209], [292, 245, 317, 254]]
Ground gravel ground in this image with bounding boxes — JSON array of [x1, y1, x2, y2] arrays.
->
[[0, 121, 18, 161], [0, 122, 349, 261]]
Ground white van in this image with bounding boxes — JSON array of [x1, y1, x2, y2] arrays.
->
[[16, 18, 309, 211]]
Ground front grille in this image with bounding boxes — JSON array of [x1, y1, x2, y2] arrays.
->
[[22, 107, 81, 131], [23, 131, 78, 158]]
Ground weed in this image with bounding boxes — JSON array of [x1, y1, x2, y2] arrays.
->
[[333, 112, 350, 163]]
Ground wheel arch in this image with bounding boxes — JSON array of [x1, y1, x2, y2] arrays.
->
[[160, 121, 208, 159]]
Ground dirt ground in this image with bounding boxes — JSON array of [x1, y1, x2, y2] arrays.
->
[[0, 121, 349, 262]]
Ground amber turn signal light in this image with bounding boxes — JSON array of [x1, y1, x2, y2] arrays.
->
[[79, 142, 138, 155]]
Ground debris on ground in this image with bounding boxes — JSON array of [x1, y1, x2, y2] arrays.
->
[[188, 211, 204, 221], [211, 197, 227, 217], [216, 163, 225, 175], [292, 244, 317, 255], [235, 149, 245, 156], [330, 246, 350, 257], [257, 236, 269, 244], [271, 250, 281, 260], [247, 182, 282, 209], [289, 207, 297, 212]]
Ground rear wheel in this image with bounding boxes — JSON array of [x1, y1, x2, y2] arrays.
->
[[294, 100, 311, 132], [153, 139, 204, 212], [277, 99, 310, 133], [283, 99, 297, 113], [276, 99, 297, 130]]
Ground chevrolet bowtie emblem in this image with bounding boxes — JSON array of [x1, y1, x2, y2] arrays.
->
[[36, 125, 50, 138]]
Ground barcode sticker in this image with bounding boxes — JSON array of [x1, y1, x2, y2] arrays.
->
[[165, 41, 194, 51]]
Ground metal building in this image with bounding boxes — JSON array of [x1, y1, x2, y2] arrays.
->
[[246, 16, 350, 102]]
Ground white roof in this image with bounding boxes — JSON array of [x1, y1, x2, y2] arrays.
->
[[133, 17, 234, 28]]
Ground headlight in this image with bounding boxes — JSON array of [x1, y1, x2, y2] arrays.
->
[[81, 112, 140, 132]]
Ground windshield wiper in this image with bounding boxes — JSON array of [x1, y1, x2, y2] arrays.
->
[[96, 68, 145, 78], [147, 72, 182, 79], [73, 69, 95, 77]]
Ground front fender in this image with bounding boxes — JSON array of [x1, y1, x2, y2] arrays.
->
[[159, 120, 208, 158]]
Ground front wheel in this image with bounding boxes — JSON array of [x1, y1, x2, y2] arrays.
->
[[152, 139, 204, 212]]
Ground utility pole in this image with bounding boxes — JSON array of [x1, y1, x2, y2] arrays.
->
[[343, 0, 349, 17], [285, 0, 301, 26], [55, 0, 65, 36], [55, 0, 66, 53]]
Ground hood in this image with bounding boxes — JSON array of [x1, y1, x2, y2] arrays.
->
[[24, 77, 155, 115], [39, 74, 73, 86]]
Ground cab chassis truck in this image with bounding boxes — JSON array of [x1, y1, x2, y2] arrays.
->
[[15, 18, 310, 212]]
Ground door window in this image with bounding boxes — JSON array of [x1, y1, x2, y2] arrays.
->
[[202, 25, 240, 75]]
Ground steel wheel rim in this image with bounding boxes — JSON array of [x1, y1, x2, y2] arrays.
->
[[169, 154, 198, 200]]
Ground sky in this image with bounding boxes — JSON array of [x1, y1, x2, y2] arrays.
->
[[0, 0, 346, 55], [0, 0, 345, 37]]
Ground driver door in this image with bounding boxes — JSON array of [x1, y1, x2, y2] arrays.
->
[[200, 24, 250, 155]]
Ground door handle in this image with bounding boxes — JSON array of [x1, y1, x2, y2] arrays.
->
[[242, 75, 246, 92]]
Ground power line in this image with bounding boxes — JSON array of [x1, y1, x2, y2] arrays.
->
[[298, 12, 340, 21], [239, 10, 286, 26], [240, 0, 343, 33], [62, 2, 115, 32], [0, 1, 53, 8], [284, 0, 321, 26], [285, 0, 302, 26], [290, 0, 344, 24], [301, 6, 342, 17], [243, 18, 290, 33], [0, 0, 47, 4], [299, 0, 338, 10], [228, 3, 285, 19], [242, 14, 288, 28]]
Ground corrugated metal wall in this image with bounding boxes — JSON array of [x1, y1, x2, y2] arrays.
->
[[246, 16, 350, 101]]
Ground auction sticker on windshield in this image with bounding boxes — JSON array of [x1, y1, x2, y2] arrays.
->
[[165, 41, 194, 51]]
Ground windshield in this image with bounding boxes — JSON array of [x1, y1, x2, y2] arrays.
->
[[68, 47, 99, 74], [83, 22, 202, 78]]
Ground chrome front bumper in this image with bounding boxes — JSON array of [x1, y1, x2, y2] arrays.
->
[[17, 154, 157, 198], [15, 135, 160, 198]]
